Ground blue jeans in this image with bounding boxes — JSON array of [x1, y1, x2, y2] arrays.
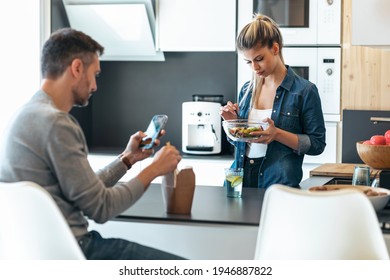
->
[[78, 231, 186, 260], [243, 156, 263, 188]]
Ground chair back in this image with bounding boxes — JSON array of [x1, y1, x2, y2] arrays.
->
[[255, 184, 389, 260], [0, 181, 85, 259]]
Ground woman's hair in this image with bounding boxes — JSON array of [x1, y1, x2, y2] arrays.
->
[[236, 13, 284, 61], [41, 28, 104, 79], [236, 14, 284, 109]]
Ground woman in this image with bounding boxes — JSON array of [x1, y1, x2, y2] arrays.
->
[[220, 14, 326, 188]]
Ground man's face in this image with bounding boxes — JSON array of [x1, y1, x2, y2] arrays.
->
[[73, 54, 100, 107]]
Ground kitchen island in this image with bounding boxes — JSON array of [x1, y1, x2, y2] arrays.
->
[[88, 178, 390, 259], [88, 185, 263, 259]]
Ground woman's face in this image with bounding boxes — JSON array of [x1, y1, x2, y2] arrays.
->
[[242, 42, 280, 78]]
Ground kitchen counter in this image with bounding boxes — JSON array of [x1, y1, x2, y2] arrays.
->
[[89, 184, 262, 259], [117, 182, 390, 230], [89, 149, 234, 160], [89, 181, 390, 259], [88, 153, 234, 186], [116, 184, 263, 226], [181, 153, 234, 160]]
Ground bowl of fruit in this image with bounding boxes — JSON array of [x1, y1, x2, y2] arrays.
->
[[356, 130, 390, 169], [222, 119, 266, 142], [309, 185, 390, 212]]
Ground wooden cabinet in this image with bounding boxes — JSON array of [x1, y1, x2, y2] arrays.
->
[[156, 0, 236, 51]]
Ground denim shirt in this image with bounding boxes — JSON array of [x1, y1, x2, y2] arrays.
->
[[229, 66, 326, 188]]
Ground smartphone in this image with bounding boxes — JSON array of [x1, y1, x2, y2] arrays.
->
[[140, 115, 168, 149]]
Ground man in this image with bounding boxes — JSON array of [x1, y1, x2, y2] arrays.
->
[[0, 28, 184, 260]]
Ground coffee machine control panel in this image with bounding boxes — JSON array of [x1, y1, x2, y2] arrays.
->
[[189, 111, 215, 122]]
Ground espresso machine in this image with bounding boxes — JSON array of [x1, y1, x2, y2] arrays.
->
[[182, 101, 222, 155]]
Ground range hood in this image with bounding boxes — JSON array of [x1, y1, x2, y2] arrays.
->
[[62, 0, 164, 61]]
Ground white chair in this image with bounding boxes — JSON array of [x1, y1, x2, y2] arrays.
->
[[0, 181, 85, 259], [255, 184, 390, 260]]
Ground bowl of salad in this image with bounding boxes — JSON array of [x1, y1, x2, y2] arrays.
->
[[222, 119, 265, 142]]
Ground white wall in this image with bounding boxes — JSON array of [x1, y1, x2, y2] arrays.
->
[[0, 1, 41, 135]]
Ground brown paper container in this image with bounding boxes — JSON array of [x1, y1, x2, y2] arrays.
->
[[161, 167, 196, 214]]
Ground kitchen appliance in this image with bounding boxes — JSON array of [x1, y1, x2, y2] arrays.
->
[[237, 46, 341, 121], [182, 101, 221, 155], [283, 47, 341, 119], [249, 0, 341, 46], [237, 1, 342, 121], [62, 0, 164, 61]]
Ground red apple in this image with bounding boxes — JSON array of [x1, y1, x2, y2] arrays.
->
[[370, 135, 387, 145], [385, 130, 390, 144], [363, 140, 372, 145]]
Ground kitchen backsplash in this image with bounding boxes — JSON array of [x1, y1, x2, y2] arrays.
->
[[71, 52, 237, 154], [52, 0, 237, 154]]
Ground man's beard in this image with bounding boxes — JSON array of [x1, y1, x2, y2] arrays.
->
[[74, 98, 89, 108], [73, 89, 91, 108], [74, 102, 88, 108]]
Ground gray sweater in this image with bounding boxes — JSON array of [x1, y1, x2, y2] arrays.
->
[[0, 90, 145, 238]]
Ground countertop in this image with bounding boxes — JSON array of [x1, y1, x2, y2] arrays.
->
[[89, 149, 234, 161], [116, 183, 390, 233], [117, 184, 264, 226]]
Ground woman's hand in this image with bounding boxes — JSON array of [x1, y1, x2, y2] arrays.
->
[[220, 101, 239, 120], [248, 118, 278, 144], [249, 118, 299, 150]]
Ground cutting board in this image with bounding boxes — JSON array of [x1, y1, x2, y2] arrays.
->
[[309, 163, 378, 178]]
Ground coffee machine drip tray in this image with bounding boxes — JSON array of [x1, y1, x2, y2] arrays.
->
[[186, 146, 214, 152], [185, 124, 217, 152]]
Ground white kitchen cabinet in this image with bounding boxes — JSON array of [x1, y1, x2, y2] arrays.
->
[[301, 121, 339, 181], [304, 121, 338, 164], [88, 154, 142, 182], [141, 156, 232, 186], [178, 157, 232, 186], [352, 0, 390, 46], [88, 153, 233, 186], [88, 127, 337, 185], [156, 0, 236, 51]]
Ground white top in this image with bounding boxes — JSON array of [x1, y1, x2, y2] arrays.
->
[[246, 108, 272, 158]]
